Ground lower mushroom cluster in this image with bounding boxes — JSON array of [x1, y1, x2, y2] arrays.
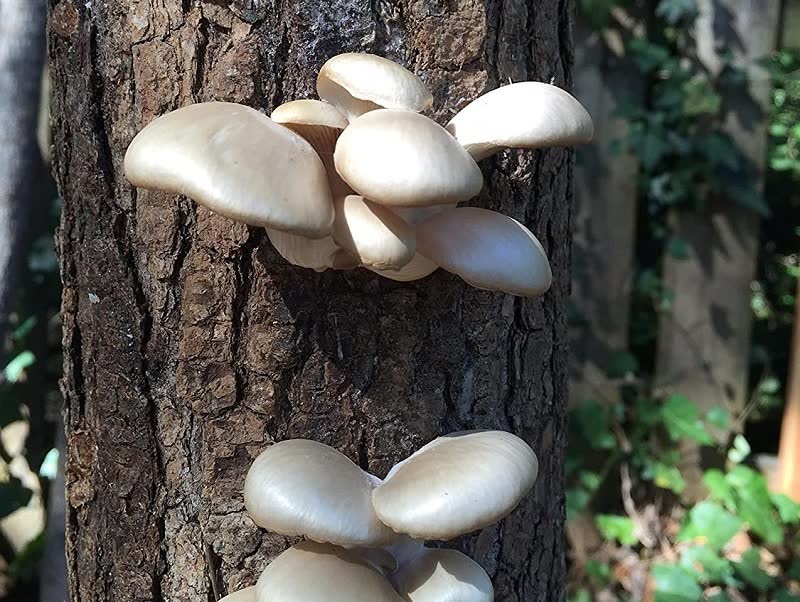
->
[[220, 431, 539, 601]]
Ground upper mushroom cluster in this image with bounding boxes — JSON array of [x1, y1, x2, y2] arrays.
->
[[220, 430, 538, 601], [124, 53, 593, 296]]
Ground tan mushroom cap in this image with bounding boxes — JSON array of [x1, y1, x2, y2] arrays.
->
[[372, 430, 538, 540], [219, 586, 257, 602], [271, 100, 352, 197], [335, 110, 483, 207], [415, 207, 552, 296], [393, 549, 494, 602], [369, 253, 438, 282], [446, 82, 594, 161], [266, 229, 342, 272], [317, 53, 433, 121], [244, 440, 395, 548], [256, 541, 404, 602], [333, 195, 416, 270], [124, 102, 334, 236]]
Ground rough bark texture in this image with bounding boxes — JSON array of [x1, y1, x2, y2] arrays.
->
[[0, 0, 47, 352], [654, 0, 779, 499], [49, 1, 575, 600], [570, 15, 640, 406]]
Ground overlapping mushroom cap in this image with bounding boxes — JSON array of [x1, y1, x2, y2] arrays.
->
[[372, 430, 539, 540], [392, 548, 494, 602], [219, 586, 257, 602], [244, 439, 395, 547], [256, 541, 404, 602], [123, 53, 593, 297]]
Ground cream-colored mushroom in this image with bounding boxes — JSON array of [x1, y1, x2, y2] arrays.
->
[[415, 207, 552, 296], [334, 110, 483, 207], [271, 99, 352, 197], [317, 53, 432, 121], [372, 430, 538, 540], [255, 541, 404, 602], [445, 82, 594, 161], [392, 549, 494, 602], [333, 195, 416, 270], [369, 253, 438, 282], [219, 586, 257, 602], [244, 440, 395, 548], [124, 102, 333, 237], [266, 229, 351, 272]]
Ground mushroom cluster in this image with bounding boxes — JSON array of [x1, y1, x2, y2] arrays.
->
[[124, 53, 593, 296], [220, 430, 538, 601]]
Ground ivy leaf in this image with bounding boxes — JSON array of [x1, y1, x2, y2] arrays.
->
[[570, 401, 616, 450], [651, 461, 687, 493], [655, 0, 699, 24], [596, 514, 638, 546], [661, 394, 713, 444], [732, 548, 772, 592], [728, 185, 770, 216], [682, 74, 722, 115], [725, 466, 783, 544], [706, 406, 731, 430], [727, 434, 751, 464], [775, 588, 800, 602], [679, 545, 734, 583], [678, 501, 742, 551], [770, 493, 800, 524], [703, 469, 737, 509], [652, 564, 703, 601], [629, 39, 672, 72], [3, 351, 35, 383], [568, 589, 592, 602], [606, 350, 639, 378]]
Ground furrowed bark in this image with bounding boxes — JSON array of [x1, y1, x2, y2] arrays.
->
[[49, 1, 575, 600]]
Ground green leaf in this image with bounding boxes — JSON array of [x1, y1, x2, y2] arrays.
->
[[570, 401, 616, 449], [10, 316, 37, 341], [704, 469, 736, 509], [679, 545, 733, 583], [596, 514, 638, 546], [629, 39, 672, 72], [652, 564, 703, 602], [3, 351, 36, 383], [568, 589, 591, 602], [678, 501, 742, 550], [728, 185, 770, 216], [566, 487, 591, 520], [0, 478, 33, 519], [770, 493, 800, 524], [606, 350, 639, 378], [732, 548, 772, 592], [776, 588, 800, 602], [655, 0, 699, 24], [637, 397, 662, 426], [725, 466, 783, 544], [652, 462, 687, 493], [705, 406, 731, 430], [586, 559, 612, 585], [727, 434, 751, 464], [661, 394, 713, 444], [667, 237, 691, 260], [682, 74, 722, 115]]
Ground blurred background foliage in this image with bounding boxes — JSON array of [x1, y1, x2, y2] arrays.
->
[[0, 0, 796, 600], [568, 0, 800, 600]]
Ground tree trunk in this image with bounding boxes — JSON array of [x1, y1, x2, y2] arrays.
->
[[654, 0, 779, 499], [0, 0, 47, 352], [49, 1, 575, 600], [570, 14, 640, 406]]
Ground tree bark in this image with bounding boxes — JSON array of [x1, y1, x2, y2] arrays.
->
[[0, 0, 47, 352], [570, 14, 640, 406], [49, 1, 575, 600], [654, 0, 779, 499]]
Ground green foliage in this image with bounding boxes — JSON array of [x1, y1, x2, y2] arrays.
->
[[596, 514, 638, 545], [652, 564, 703, 601], [678, 501, 741, 551]]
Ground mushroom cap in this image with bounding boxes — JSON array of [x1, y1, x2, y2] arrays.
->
[[369, 253, 438, 282], [265, 229, 342, 272], [333, 195, 416, 270], [256, 541, 404, 602], [334, 110, 483, 207], [393, 549, 494, 602], [415, 207, 552, 296], [124, 102, 334, 236], [219, 586, 257, 602], [445, 82, 594, 161], [317, 53, 433, 121], [372, 430, 538, 540], [393, 205, 457, 226], [271, 100, 352, 198], [244, 440, 395, 547]]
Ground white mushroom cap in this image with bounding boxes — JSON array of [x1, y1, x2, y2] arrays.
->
[[334, 110, 483, 207], [317, 53, 433, 121], [415, 207, 552, 296], [372, 430, 538, 540], [392, 549, 494, 602], [124, 102, 334, 237], [445, 82, 594, 161], [369, 253, 438, 282], [256, 541, 404, 602], [271, 99, 352, 197], [266, 229, 355, 272], [244, 440, 395, 547], [219, 586, 257, 602], [333, 195, 416, 270]]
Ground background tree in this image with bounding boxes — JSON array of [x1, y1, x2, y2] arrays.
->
[[48, 1, 577, 600]]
